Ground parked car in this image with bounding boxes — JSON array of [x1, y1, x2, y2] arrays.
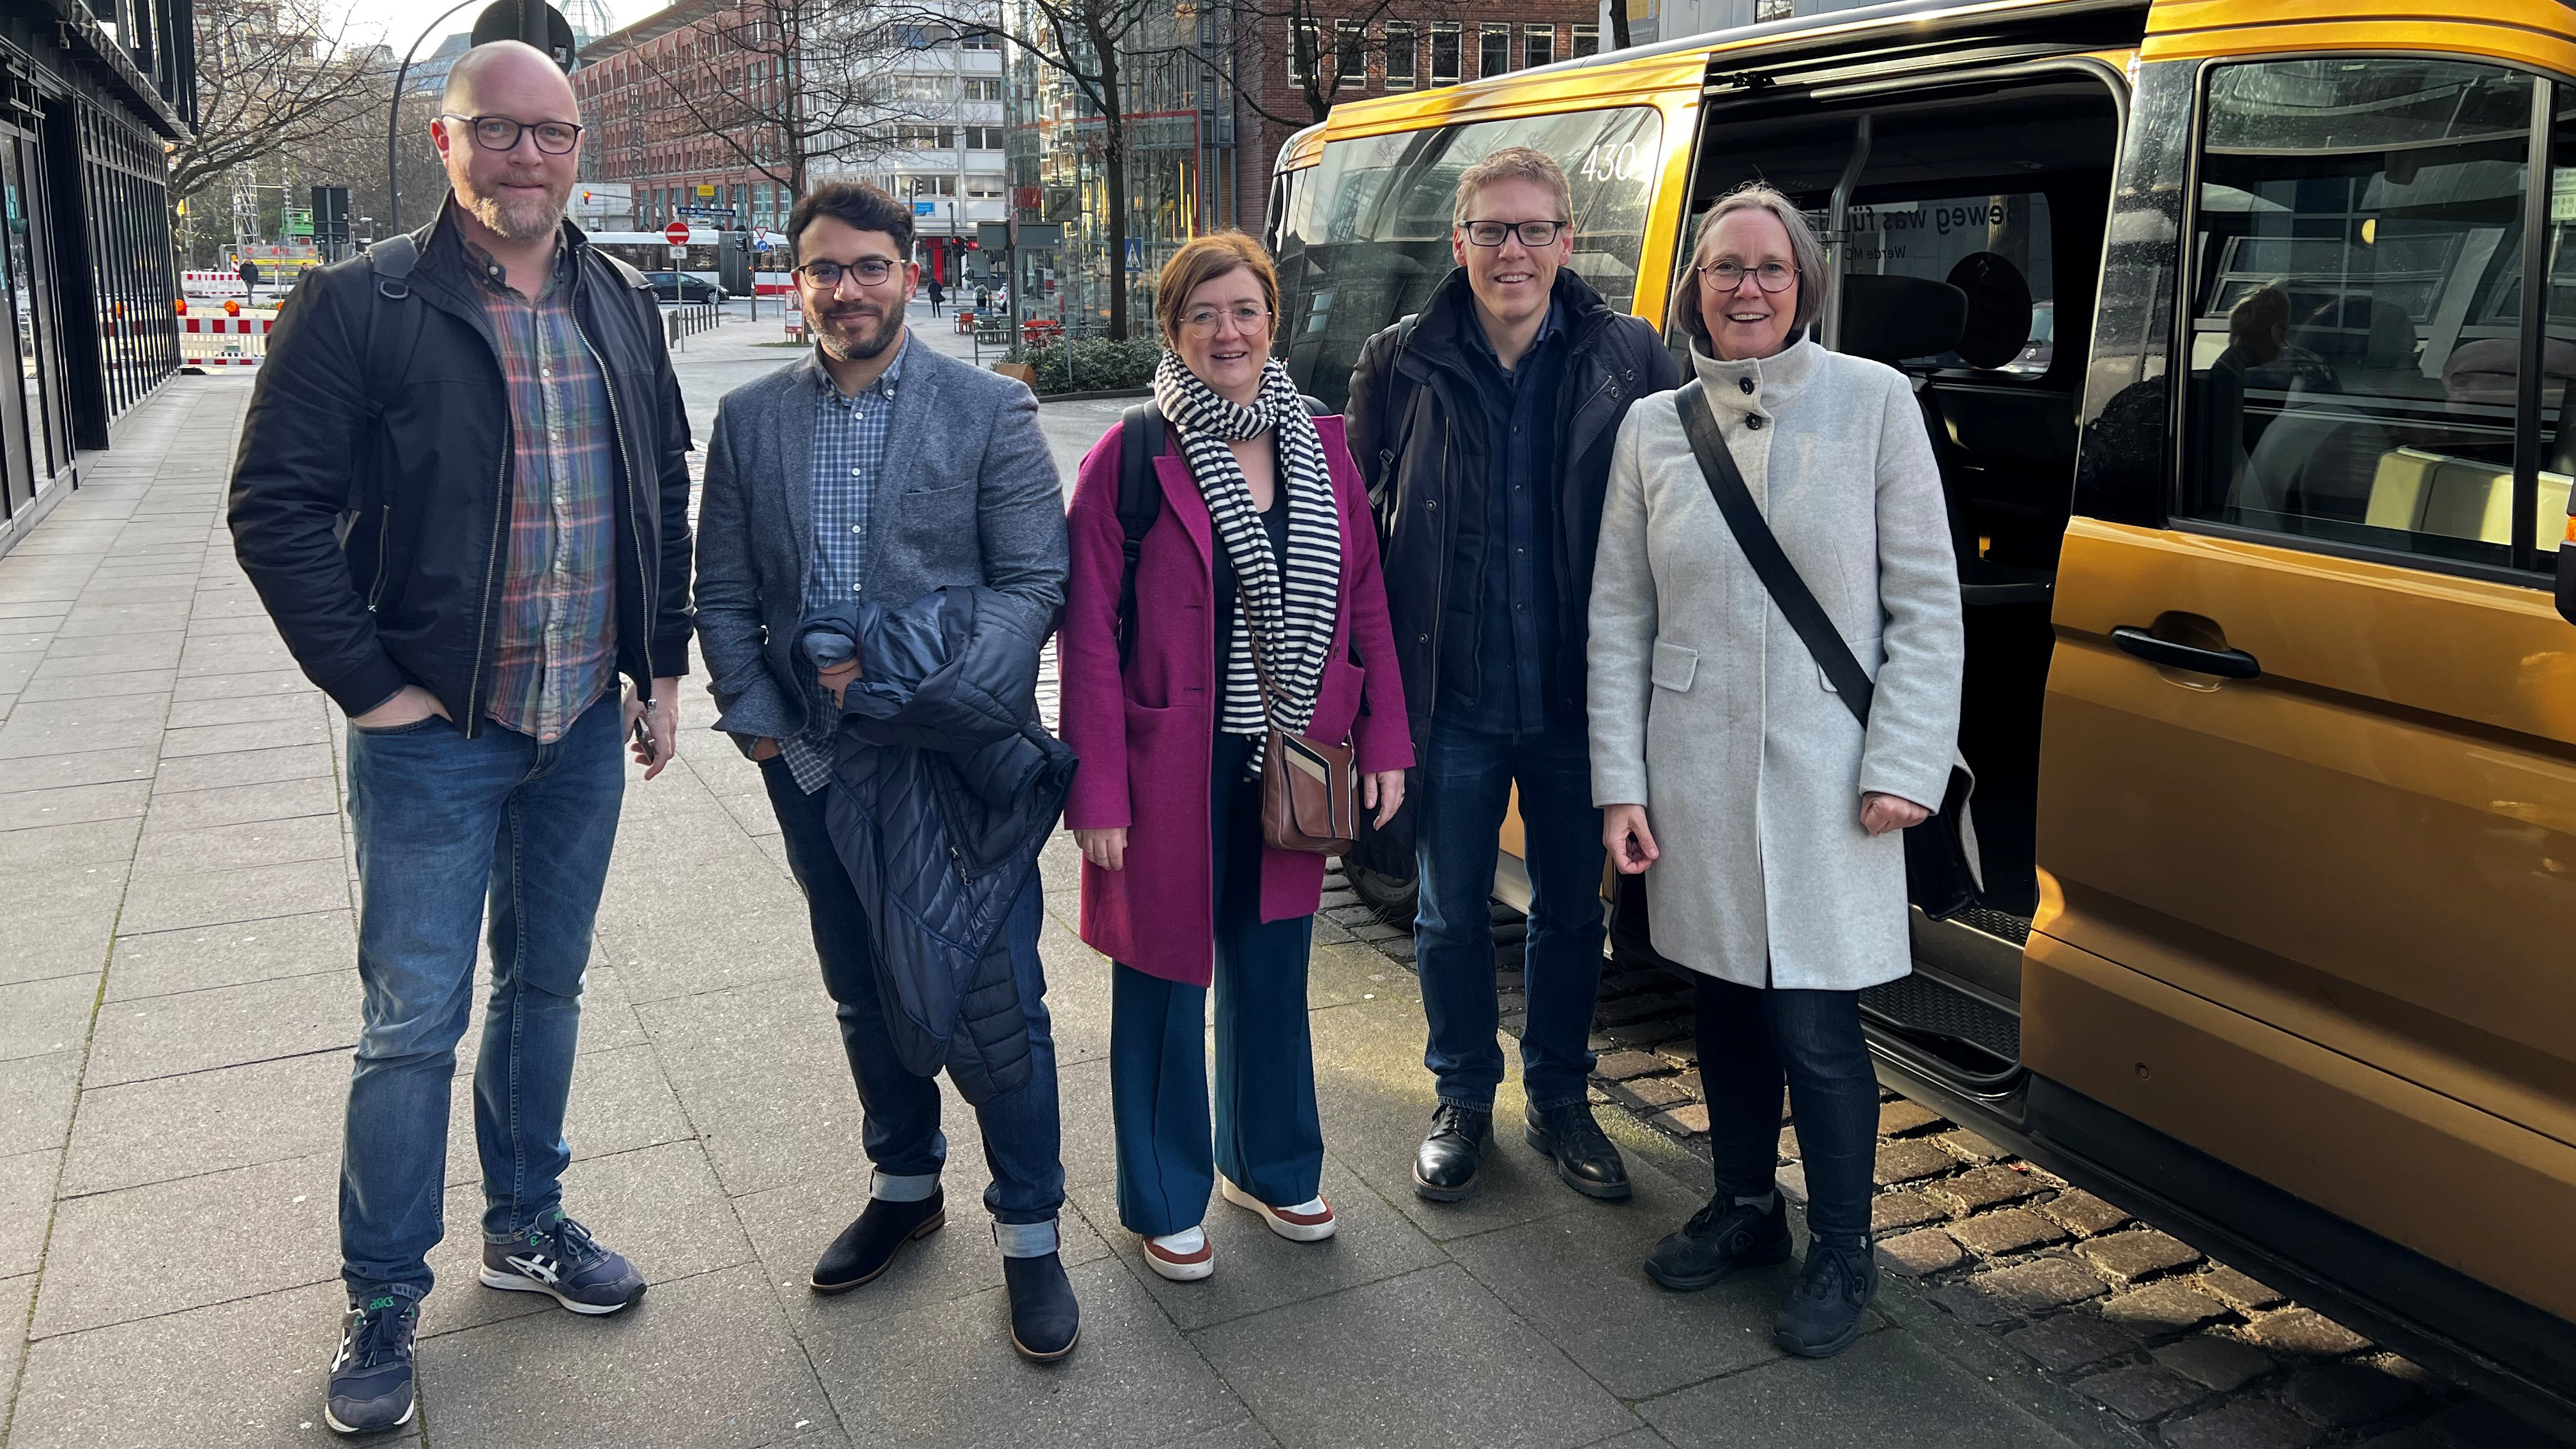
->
[[639, 272, 722, 304]]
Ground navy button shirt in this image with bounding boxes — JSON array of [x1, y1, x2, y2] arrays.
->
[[1450, 298, 1566, 733]]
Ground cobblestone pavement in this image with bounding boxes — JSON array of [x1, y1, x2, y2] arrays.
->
[[1314, 883, 2573, 1449], [2, 319, 2561, 1449]]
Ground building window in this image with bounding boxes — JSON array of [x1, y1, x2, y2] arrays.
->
[[964, 174, 1006, 198], [964, 77, 1003, 102], [1288, 19, 1319, 83], [1384, 21, 1416, 88], [894, 125, 958, 149], [1756, 0, 1794, 19], [965, 125, 1006, 150], [1334, 21, 1367, 91], [1479, 23, 1510, 77], [1571, 23, 1598, 56], [1523, 24, 1554, 68], [959, 30, 999, 49], [1430, 22, 1460, 84]]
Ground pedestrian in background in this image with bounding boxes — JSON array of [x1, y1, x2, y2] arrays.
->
[[1345, 147, 1676, 1206], [692, 180, 1082, 1361], [1588, 182, 1963, 1358], [237, 255, 260, 303], [226, 41, 693, 1435], [927, 273, 946, 318], [1059, 231, 1411, 1283]]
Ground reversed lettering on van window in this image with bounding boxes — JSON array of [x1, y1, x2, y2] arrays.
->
[[2179, 59, 2561, 574], [1840, 194, 2054, 374], [1271, 106, 1664, 410]]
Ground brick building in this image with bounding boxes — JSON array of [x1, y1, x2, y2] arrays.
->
[[1227, 1, 1603, 236], [574, 0, 797, 240]]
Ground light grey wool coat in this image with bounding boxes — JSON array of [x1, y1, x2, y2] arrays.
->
[[1588, 339, 1963, 992]]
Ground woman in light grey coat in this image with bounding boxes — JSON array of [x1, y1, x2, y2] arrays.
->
[[1588, 183, 1963, 1359]]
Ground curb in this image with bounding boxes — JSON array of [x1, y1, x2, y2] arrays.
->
[[1033, 386, 1152, 403]]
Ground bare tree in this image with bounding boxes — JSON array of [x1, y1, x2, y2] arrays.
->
[[170, 0, 387, 207], [613, 0, 943, 201], [919, 0, 1179, 341], [1193, 0, 1468, 128]]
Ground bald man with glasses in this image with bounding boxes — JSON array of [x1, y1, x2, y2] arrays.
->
[[228, 40, 694, 1434]]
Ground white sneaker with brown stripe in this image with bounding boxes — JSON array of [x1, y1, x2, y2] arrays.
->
[[1219, 1177, 1338, 1242], [1140, 1226, 1214, 1282]]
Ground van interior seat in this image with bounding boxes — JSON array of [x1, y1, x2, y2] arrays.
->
[[1839, 274, 2057, 606]]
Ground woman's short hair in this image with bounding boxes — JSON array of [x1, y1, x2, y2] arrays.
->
[[1154, 231, 1280, 350], [1669, 182, 1830, 348]]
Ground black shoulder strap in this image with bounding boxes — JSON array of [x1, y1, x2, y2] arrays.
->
[[1116, 402, 1167, 667], [361, 233, 427, 420], [1672, 379, 1875, 726]]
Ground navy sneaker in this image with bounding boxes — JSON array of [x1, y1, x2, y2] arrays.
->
[[324, 1295, 417, 1436], [479, 1210, 646, 1315]]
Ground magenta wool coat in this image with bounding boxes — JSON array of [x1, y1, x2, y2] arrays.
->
[[1059, 413, 1414, 987]]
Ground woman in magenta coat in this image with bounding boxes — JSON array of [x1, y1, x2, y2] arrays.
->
[[1059, 232, 1412, 1283]]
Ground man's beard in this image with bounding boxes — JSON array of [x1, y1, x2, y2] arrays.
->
[[813, 302, 897, 362], [462, 181, 567, 242]]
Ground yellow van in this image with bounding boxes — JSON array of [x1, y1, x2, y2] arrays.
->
[[1267, 0, 2576, 1429]]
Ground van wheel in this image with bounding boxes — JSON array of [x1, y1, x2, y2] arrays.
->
[[1350, 866, 1418, 927]]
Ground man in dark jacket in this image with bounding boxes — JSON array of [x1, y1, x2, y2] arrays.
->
[[1346, 147, 1678, 1208], [225, 42, 693, 1436], [692, 181, 1078, 1361]]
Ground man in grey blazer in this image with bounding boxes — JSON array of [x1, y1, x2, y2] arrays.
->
[[693, 181, 1077, 1360]]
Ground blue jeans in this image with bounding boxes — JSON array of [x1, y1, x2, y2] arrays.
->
[[761, 757, 1063, 1236], [1110, 732, 1322, 1236], [1696, 977, 1878, 1247], [341, 693, 624, 1303], [1413, 716, 1606, 1114]]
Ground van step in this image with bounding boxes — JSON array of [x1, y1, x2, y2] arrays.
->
[[1951, 905, 2032, 946], [1860, 971, 2021, 1066]]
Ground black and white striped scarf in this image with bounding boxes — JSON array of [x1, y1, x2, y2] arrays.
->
[[1151, 351, 1342, 776]]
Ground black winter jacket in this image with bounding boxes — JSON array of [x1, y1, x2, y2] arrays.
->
[[226, 202, 695, 730], [1345, 268, 1677, 742], [798, 586, 1076, 1105]]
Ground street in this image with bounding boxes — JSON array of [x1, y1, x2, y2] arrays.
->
[[0, 307, 2554, 1449]]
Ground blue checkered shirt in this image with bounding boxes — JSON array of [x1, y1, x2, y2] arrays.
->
[[780, 339, 908, 793]]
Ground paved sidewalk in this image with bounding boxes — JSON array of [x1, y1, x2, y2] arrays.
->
[[1, 356, 2127, 1449]]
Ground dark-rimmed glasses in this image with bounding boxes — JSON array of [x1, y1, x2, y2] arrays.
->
[[795, 257, 901, 289], [1698, 261, 1798, 293], [1460, 219, 1567, 248], [440, 114, 582, 155]]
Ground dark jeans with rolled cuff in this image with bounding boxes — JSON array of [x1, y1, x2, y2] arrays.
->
[[1695, 974, 1878, 1249], [762, 756, 1064, 1252]]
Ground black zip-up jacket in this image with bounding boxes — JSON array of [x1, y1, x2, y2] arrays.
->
[[1345, 267, 1678, 744], [227, 202, 694, 732]]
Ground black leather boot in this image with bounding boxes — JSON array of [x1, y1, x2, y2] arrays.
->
[[1002, 1252, 1080, 1362], [1643, 1192, 1793, 1291], [1774, 1238, 1879, 1358], [1411, 1103, 1494, 1202], [809, 1190, 946, 1293], [1523, 1102, 1632, 1200]]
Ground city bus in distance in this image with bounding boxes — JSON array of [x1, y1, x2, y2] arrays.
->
[[586, 231, 735, 302], [1268, 0, 2576, 1429]]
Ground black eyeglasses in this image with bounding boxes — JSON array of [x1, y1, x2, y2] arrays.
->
[[1698, 261, 1798, 293], [795, 257, 900, 289], [441, 114, 583, 155], [1459, 218, 1567, 248]]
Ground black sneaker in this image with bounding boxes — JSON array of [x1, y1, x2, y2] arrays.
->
[[324, 1295, 417, 1436], [1774, 1238, 1879, 1358], [480, 1209, 646, 1315], [1644, 1193, 1793, 1291]]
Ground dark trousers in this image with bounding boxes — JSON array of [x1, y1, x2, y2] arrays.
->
[[1110, 731, 1323, 1236], [1412, 716, 1606, 1113], [761, 756, 1063, 1227], [1696, 975, 1878, 1247]]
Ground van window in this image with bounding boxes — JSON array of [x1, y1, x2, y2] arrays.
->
[[2178, 59, 2559, 571], [1272, 106, 1662, 409], [1849, 192, 2055, 373]]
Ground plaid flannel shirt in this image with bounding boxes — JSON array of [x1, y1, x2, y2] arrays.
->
[[781, 337, 909, 793]]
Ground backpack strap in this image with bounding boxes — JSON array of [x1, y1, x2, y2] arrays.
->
[[1116, 402, 1168, 668], [360, 233, 427, 422]]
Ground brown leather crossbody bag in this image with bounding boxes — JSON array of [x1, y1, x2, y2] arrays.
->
[[1236, 585, 1358, 855]]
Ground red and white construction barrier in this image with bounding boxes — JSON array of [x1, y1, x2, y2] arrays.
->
[[179, 314, 275, 369], [181, 271, 249, 298]]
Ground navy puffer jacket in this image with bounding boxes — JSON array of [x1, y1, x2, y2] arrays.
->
[[798, 585, 1075, 1105]]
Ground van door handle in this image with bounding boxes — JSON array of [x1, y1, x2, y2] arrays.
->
[[2111, 626, 2261, 680]]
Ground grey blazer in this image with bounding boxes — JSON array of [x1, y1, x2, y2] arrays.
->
[[693, 339, 1068, 751]]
